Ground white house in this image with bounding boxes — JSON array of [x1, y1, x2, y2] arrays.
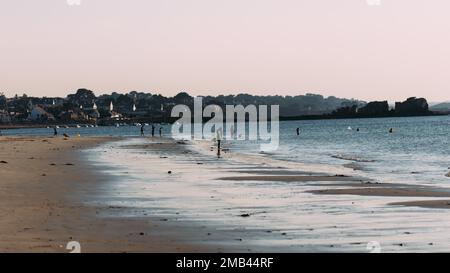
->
[[0, 110, 11, 123], [28, 106, 55, 121]]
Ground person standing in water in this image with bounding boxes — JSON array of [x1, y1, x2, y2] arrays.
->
[[53, 126, 58, 136], [151, 124, 155, 137], [159, 126, 163, 137], [296, 127, 300, 136], [140, 124, 145, 136], [216, 128, 223, 158]]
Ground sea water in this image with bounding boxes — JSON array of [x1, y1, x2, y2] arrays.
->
[[4, 115, 449, 187], [230, 115, 450, 187]]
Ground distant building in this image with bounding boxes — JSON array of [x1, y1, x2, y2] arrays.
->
[[59, 109, 87, 122], [108, 111, 122, 119], [0, 110, 11, 123], [82, 103, 101, 120], [28, 106, 55, 121]]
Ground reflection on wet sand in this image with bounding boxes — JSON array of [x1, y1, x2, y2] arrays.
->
[[86, 137, 450, 252]]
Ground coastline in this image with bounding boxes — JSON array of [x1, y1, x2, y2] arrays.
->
[[1, 110, 449, 131]]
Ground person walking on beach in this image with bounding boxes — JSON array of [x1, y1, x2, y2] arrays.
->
[[159, 126, 162, 137], [140, 124, 145, 136], [151, 124, 155, 137], [53, 126, 58, 136]]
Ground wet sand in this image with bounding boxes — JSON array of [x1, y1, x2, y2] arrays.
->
[[309, 187, 450, 198], [0, 136, 205, 253], [222, 173, 450, 206], [91, 137, 450, 252], [218, 175, 358, 182], [390, 200, 450, 209]]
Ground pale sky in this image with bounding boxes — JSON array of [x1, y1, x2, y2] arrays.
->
[[0, 0, 449, 102]]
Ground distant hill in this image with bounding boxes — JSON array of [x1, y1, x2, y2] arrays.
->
[[430, 102, 450, 111], [1, 90, 366, 119]]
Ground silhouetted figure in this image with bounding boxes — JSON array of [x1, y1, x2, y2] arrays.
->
[[151, 125, 155, 137], [217, 140, 221, 158], [216, 128, 223, 158], [296, 128, 300, 136], [159, 127, 163, 137], [54, 127, 58, 136], [389, 128, 394, 133], [140, 124, 145, 136]]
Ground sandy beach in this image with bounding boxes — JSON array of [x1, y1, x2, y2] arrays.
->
[[0, 136, 207, 253], [2, 135, 450, 253]]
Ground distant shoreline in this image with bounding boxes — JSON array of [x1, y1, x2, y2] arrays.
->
[[0, 124, 49, 130], [280, 111, 449, 121], [1, 112, 448, 130]]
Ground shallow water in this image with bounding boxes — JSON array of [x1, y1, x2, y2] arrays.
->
[[229, 116, 450, 187], [4, 115, 449, 187]]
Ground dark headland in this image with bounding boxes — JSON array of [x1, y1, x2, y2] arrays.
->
[[281, 97, 449, 121]]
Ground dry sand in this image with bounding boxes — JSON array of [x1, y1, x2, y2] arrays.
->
[[0, 136, 205, 253]]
